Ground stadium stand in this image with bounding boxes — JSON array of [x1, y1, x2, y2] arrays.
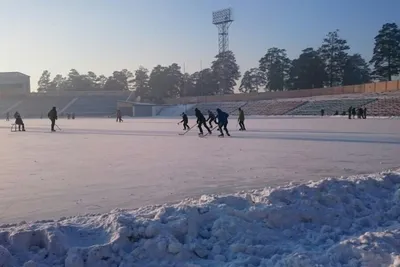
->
[[64, 95, 128, 116], [157, 104, 196, 116], [243, 100, 307, 116], [0, 97, 23, 115], [287, 98, 377, 116], [8, 96, 75, 118], [185, 101, 247, 116], [362, 97, 400, 117]]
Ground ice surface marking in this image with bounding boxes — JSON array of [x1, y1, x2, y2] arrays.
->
[[0, 170, 400, 266]]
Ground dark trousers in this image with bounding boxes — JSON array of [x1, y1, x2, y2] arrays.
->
[[198, 120, 211, 134], [16, 118, 25, 131], [239, 120, 246, 130], [209, 118, 216, 127], [219, 122, 230, 136], [51, 119, 56, 131], [183, 122, 189, 130]]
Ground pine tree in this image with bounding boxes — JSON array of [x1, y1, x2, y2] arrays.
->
[[370, 23, 400, 81], [319, 30, 350, 87]]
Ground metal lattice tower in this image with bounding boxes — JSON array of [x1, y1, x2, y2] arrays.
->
[[212, 8, 233, 53]]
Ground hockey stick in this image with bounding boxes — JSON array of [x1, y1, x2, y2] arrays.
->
[[178, 124, 197, 135], [55, 124, 62, 131]]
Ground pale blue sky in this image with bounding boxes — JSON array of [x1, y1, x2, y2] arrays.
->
[[0, 0, 399, 91]]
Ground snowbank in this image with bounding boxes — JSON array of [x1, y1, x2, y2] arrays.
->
[[1, 170, 400, 267]]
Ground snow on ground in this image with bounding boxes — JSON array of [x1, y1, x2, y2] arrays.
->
[[0, 116, 399, 266], [0, 169, 400, 266], [0, 117, 399, 224]]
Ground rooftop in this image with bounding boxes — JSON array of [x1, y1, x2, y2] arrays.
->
[[0, 72, 30, 77]]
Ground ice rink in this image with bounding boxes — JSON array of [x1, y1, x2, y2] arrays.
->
[[0, 117, 399, 224]]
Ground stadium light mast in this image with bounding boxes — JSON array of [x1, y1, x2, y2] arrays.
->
[[212, 8, 233, 54]]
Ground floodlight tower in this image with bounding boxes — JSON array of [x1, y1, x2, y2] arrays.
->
[[212, 8, 233, 53]]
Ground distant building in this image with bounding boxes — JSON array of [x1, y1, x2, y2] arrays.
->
[[0, 72, 30, 96]]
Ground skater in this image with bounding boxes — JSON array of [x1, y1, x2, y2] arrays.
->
[[238, 107, 246, 131], [216, 108, 230, 137], [72, 113, 75, 120], [357, 107, 363, 119], [321, 109, 325, 117], [48, 107, 58, 132], [178, 112, 190, 130], [67, 113, 71, 120], [116, 109, 123, 122], [207, 110, 217, 128], [195, 108, 212, 135], [14, 111, 25, 131], [6, 112, 9, 121], [348, 106, 352, 119], [352, 107, 356, 119], [363, 107, 367, 119]]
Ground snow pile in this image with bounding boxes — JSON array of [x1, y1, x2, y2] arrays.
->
[[1, 170, 400, 267]]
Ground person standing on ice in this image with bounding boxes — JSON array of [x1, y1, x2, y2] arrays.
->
[[14, 111, 25, 131], [178, 112, 189, 130], [116, 109, 123, 122], [238, 107, 246, 131], [216, 108, 230, 137], [195, 108, 212, 135], [348, 106, 352, 119], [48, 107, 58, 132], [6, 112, 9, 121], [207, 110, 217, 128]]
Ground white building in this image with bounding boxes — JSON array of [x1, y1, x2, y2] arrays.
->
[[0, 72, 30, 95]]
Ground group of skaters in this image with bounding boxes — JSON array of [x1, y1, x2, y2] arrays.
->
[[5, 107, 59, 132], [178, 107, 246, 137], [320, 106, 367, 119], [66, 113, 76, 120], [347, 106, 367, 119]]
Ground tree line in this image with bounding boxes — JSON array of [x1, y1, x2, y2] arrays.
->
[[38, 22, 400, 101]]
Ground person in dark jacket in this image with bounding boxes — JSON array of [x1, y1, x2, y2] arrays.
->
[[195, 108, 212, 135], [216, 108, 230, 137], [363, 107, 367, 119], [116, 109, 123, 122], [14, 111, 25, 131], [348, 106, 352, 120], [357, 107, 363, 119], [352, 107, 356, 119], [238, 107, 246, 131], [48, 107, 58, 132], [178, 112, 190, 130], [207, 110, 217, 128]]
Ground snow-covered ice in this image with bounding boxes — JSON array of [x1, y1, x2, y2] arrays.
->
[[0, 116, 399, 266], [0, 117, 399, 224]]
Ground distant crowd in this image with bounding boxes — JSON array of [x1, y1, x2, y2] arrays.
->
[[320, 106, 367, 119]]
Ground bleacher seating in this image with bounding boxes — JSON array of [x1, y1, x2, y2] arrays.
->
[[64, 95, 129, 116], [0, 91, 399, 118], [186, 101, 247, 116], [362, 97, 400, 117], [287, 98, 377, 116], [0, 97, 23, 115], [9, 96, 75, 118], [242, 100, 307, 115], [157, 104, 196, 116]]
